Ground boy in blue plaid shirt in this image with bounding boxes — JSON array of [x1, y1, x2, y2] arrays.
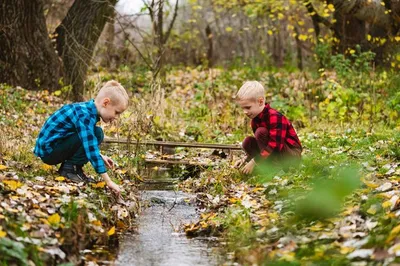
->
[[34, 80, 129, 195]]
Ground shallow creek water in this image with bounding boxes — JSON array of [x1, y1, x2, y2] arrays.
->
[[115, 169, 222, 266]]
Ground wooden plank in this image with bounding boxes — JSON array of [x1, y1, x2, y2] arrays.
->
[[103, 137, 242, 150], [144, 159, 210, 166]]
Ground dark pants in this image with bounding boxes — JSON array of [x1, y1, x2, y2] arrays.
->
[[242, 127, 301, 164], [41, 126, 104, 166]]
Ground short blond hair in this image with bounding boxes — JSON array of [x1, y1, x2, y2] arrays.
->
[[236, 81, 265, 101], [96, 80, 129, 107]]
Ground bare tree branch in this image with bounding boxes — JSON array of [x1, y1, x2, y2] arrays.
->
[[115, 14, 153, 69], [164, 0, 179, 44]]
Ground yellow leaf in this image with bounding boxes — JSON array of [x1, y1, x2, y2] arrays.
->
[[225, 27, 233, 32], [229, 197, 239, 203], [268, 30, 273, 35], [0, 230, 6, 238], [309, 222, 325, 231], [3, 180, 23, 191], [92, 220, 102, 226], [341, 206, 355, 216], [349, 49, 356, 54], [0, 165, 7, 170], [340, 246, 355, 254], [387, 224, 400, 243], [382, 200, 392, 209], [48, 213, 61, 225], [134, 175, 144, 182], [327, 4, 335, 12], [54, 90, 62, 96], [92, 181, 106, 188], [41, 164, 53, 171], [269, 212, 279, 220], [363, 181, 379, 188], [107, 226, 115, 236], [395, 36, 400, 42], [298, 34, 308, 41], [40, 218, 50, 225], [367, 34, 372, 41], [55, 176, 65, 182], [367, 205, 377, 215]]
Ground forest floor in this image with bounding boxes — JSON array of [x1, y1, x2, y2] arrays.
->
[[1, 67, 400, 265]]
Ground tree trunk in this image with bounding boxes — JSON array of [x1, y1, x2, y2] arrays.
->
[[205, 25, 213, 67], [333, 13, 366, 54], [331, 0, 392, 31], [103, 10, 116, 70], [330, 0, 400, 62], [55, 0, 117, 101], [0, 0, 62, 90]]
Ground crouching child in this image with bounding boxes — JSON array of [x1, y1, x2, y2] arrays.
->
[[34, 80, 129, 195], [234, 81, 302, 174]]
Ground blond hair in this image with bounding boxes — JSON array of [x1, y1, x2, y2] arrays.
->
[[96, 80, 129, 107], [236, 81, 265, 101]]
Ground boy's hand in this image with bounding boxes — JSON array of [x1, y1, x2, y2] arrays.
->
[[100, 172, 121, 196], [101, 154, 115, 169], [241, 159, 256, 175], [107, 180, 121, 196], [233, 157, 246, 168]]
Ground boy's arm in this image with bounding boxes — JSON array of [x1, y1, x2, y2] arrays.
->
[[75, 119, 107, 174], [74, 120, 120, 194]]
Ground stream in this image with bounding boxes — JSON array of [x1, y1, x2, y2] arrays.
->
[[115, 168, 222, 266]]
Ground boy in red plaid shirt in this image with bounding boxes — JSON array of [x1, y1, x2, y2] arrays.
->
[[234, 81, 302, 174]]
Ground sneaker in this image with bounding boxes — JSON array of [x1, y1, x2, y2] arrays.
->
[[58, 163, 97, 184], [76, 165, 96, 183], [58, 163, 86, 183]]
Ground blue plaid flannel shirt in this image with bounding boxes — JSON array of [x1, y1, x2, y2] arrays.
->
[[34, 100, 107, 174]]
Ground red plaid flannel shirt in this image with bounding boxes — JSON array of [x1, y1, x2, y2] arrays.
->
[[251, 104, 302, 160]]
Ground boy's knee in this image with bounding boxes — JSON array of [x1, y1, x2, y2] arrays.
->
[[243, 136, 256, 147], [94, 126, 104, 144], [254, 127, 268, 139]]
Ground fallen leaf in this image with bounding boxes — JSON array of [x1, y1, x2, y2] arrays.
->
[[41, 164, 53, 171], [347, 249, 374, 259], [387, 224, 400, 243], [2, 180, 23, 190], [0, 226, 6, 238], [48, 213, 61, 225], [367, 205, 377, 215], [107, 226, 115, 236], [55, 176, 65, 182], [0, 165, 7, 170], [92, 181, 106, 188], [388, 243, 400, 255]]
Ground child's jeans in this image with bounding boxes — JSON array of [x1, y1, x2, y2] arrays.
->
[[41, 126, 104, 166], [242, 127, 302, 164]]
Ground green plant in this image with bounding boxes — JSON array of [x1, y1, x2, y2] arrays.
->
[[0, 238, 28, 266]]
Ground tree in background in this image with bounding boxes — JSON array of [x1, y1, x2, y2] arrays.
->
[[55, 0, 117, 100], [0, 0, 62, 90], [150, 0, 400, 69], [116, 0, 180, 80], [0, 0, 117, 100]]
